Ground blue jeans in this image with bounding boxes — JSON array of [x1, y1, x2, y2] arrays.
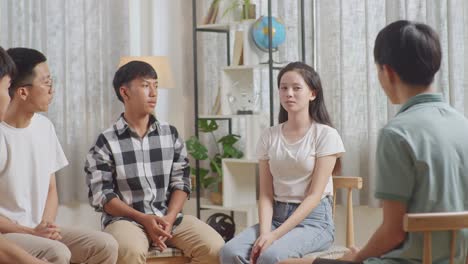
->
[[220, 197, 334, 264]]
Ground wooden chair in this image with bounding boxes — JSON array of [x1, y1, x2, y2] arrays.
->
[[307, 176, 363, 259], [146, 247, 190, 264], [403, 211, 468, 264], [145, 176, 363, 262]]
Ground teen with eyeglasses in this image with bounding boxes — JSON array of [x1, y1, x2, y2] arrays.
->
[[0, 47, 118, 264], [0, 45, 53, 264]]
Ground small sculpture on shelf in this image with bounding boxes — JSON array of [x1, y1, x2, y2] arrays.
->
[[227, 82, 259, 115], [237, 89, 259, 114]]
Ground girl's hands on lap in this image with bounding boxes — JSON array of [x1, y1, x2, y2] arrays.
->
[[250, 232, 277, 264]]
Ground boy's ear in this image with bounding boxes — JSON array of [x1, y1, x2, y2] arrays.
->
[[382, 64, 398, 84], [16, 86, 30, 101], [119, 86, 129, 101]]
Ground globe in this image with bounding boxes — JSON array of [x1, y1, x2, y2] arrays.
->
[[251, 16, 286, 52]]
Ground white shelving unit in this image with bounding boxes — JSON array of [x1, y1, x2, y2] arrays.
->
[[220, 65, 269, 116], [196, 23, 231, 31], [200, 158, 260, 227], [199, 197, 258, 228], [222, 158, 258, 207], [194, 20, 267, 230]]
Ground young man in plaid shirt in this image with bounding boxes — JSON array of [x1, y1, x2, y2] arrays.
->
[[85, 60, 224, 264]]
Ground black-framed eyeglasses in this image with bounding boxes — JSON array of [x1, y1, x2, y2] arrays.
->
[[19, 76, 55, 88]]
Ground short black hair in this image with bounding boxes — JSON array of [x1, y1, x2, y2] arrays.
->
[[374, 20, 441, 86], [0, 46, 16, 79], [112, 61, 158, 102], [7, 47, 47, 97]]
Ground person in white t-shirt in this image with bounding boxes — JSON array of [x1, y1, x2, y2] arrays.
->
[[0, 46, 51, 264], [220, 62, 345, 264], [0, 47, 118, 264], [0, 46, 15, 121]]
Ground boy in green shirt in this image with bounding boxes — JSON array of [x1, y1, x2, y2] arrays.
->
[[280, 20, 468, 264]]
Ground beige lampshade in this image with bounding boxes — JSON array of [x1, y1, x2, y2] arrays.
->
[[118, 56, 175, 89]]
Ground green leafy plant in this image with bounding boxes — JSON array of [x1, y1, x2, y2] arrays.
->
[[186, 119, 243, 190], [222, 0, 254, 20]]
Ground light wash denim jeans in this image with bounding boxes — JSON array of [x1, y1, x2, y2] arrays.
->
[[220, 196, 334, 264]]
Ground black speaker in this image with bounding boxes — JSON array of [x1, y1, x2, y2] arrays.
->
[[206, 213, 236, 242]]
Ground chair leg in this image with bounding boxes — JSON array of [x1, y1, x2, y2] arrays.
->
[[346, 188, 354, 247], [450, 230, 456, 264], [423, 232, 431, 264]]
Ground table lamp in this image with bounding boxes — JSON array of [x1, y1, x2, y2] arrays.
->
[[118, 56, 174, 89]]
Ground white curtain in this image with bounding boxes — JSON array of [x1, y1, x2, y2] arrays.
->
[[7, 0, 460, 206], [0, 0, 129, 204], [197, 0, 468, 206], [316, 0, 468, 206]]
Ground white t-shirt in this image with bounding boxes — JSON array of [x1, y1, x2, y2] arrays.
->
[[256, 122, 345, 203], [0, 114, 68, 228]]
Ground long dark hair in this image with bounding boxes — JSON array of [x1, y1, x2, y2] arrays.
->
[[277, 62, 332, 126], [277, 62, 341, 175]]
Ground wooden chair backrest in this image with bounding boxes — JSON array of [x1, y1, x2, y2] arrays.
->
[[404, 211, 468, 264], [332, 176, 363, 247]]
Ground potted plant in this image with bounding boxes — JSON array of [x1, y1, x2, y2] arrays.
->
[[186, 119, 243, 204], [222, 0, 256, 20]]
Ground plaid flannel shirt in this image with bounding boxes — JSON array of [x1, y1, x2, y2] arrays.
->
[[85, 114, 191, 228]]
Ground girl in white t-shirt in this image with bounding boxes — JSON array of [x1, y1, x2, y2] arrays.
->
[[220, 62, 345, 264]]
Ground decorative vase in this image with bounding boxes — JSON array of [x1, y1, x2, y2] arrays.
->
[[210, 191, 223, 205], [209, 182, 223, 205], [242, 3, 256, 20], [202, 188, 210, 199]]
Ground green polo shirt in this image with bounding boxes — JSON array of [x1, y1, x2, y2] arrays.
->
[[365, 93, 468, 264]]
